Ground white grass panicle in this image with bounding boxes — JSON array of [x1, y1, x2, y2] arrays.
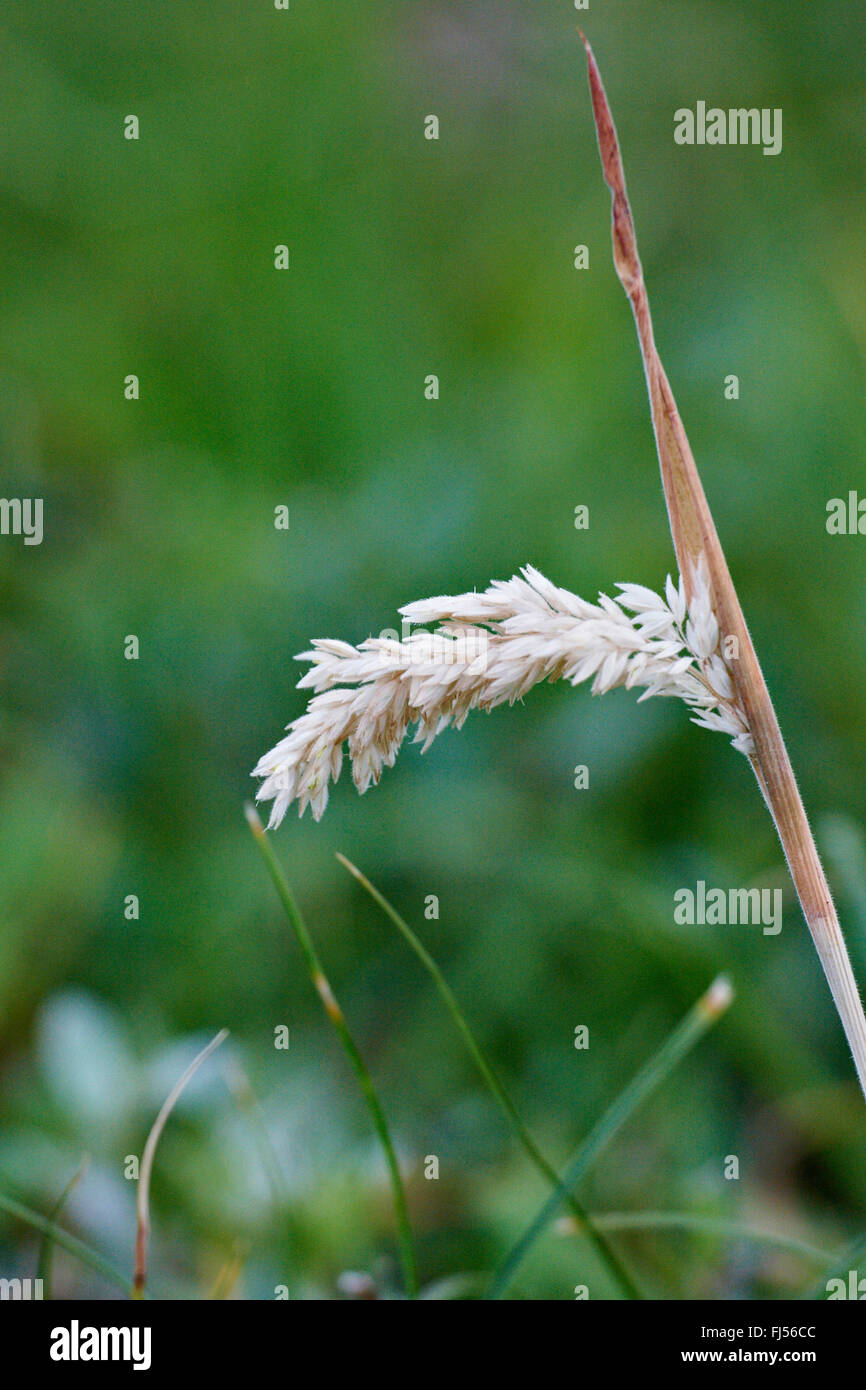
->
[[253, 554, 750, 827]]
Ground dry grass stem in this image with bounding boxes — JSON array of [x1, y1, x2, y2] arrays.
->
[[133, 1027, 229, 1297], [581, 33, 866, 1101]]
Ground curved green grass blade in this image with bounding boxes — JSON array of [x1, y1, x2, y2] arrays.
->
[[490, 975, 735, 1298], [247, 807, 418, 1298], [336, 852, 641, 1300], [584, 1211, 831, 1266], [802, 1229, 866, 1300]]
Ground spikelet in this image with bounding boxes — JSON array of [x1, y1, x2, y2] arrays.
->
[[253, 554, 750, 826]]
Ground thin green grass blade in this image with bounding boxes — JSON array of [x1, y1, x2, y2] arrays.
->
[[802, 1229, 866, 1300], [134, 1027, 229, 1298], [0, 1190, 136, 1298], [585, 1211, 831, 1266], [36, 1154, 90, 1299], [336, 851, 642, 1300], [246, 806, 418, 1298], [489, 975, 735, 1298]]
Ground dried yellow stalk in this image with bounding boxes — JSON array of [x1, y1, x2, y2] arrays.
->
[[582, 33, 866, 1102]]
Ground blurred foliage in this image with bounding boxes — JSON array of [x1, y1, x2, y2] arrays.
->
[[0, 0, 865, 1299]]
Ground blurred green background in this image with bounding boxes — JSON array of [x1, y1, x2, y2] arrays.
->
[[1, 0, 866, 1299]]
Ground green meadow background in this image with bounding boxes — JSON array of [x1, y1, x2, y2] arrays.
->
[[1, 0, 866, 1298]]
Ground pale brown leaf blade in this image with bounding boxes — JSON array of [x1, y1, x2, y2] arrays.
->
[[581, 33, 866, 1102]]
